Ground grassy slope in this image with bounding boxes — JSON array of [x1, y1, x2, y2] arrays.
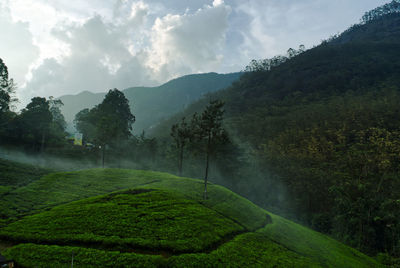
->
[[0, 158, 51, 188], [0, 158, 52, 225], [0, 167, 381, 267], [0, 169, 266, 230], [261, 213, 379, 268], [0, 189, 244, 252]]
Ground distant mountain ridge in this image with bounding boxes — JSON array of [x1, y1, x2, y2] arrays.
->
[[59, 72, 241, 134]]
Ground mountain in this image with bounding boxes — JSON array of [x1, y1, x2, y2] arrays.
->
[[0, 159, 380, 267], [59, 72, 241, 134], [150, 10, 400, 257]]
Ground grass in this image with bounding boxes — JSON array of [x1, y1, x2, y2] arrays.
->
[[3, 235, 320, 268], [0, 163, 383, 267], [0, 189, 244, 252], [0, 158, 52, 226], [0, 168, 267, 230], [0, 158, 51, 187], [167, 232, 321, 267], [3, 243, 164, 268], [260, 213, 381, 268]]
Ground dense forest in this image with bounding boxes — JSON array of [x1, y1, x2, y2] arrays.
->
[[1, 1, 400, 264]]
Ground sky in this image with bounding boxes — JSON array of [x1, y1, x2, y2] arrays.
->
[[0, 0, 389, 108]]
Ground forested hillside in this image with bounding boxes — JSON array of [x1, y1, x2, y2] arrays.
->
[[152, 8, 400, 258]]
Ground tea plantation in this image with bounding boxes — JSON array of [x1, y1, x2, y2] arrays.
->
[[0, 159, 381, 267]]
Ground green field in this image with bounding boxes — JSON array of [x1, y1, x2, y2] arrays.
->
[[0, 159, 381, 267], [0, 158, 51, 188], [0, 189, 245, 252]]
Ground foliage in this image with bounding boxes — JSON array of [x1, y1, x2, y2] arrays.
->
[[1, 96, 67, 151], [73, 89, 135, 166], [0, 58, 16, 113], [362, 0, 400, 23], [18, 97, 54, 151], [48, 97, 67, 140], [244, 45, 305, 72], [75, 89, 135, 145]]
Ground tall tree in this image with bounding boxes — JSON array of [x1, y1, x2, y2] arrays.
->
[[20, 97, 53, 152], [74, 89, 135, 167], [48, 96, 67, 144], [171, 117, 192, 176], [0, 58, 16, 113], [74, 108, 95, 143], [0, 58, 17, 141], [193, 100, 228, 199], [95, 89, 135, 141]]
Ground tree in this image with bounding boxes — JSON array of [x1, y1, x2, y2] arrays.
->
[[0, 58, 17, 140], [74, 108, 96, 144], [95, 89, 135, 141], [171, 117, 193, 176], [48, 96, 67, 144], [74, 89, 135, 167], [0, 58, 16, 113], [192, 100, 228, 199], [20, 97, 53, 152]]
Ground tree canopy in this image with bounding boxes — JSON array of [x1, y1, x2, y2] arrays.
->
[[0, 58, 16, 113], [74, 89, 135, 146]]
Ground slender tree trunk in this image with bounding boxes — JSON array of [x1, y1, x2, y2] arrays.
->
[[178, 145, 184, 176], [203, 132, 211, 200]]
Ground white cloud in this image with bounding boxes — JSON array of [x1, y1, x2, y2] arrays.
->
[[0, 3, 39, 90], [18, 1, 232, 105], [129, 1, 149, 24], [147, 2, 231, 80], [20, 14, 154, 103], [213, 0, 224, 7]]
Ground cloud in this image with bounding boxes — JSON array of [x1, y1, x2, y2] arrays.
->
[[147, 2, 231, 80], [0, 3, 39, 90], [235, 0, 389, 60], [20, 14, 156, 103], [19, 1, 232, 105]]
